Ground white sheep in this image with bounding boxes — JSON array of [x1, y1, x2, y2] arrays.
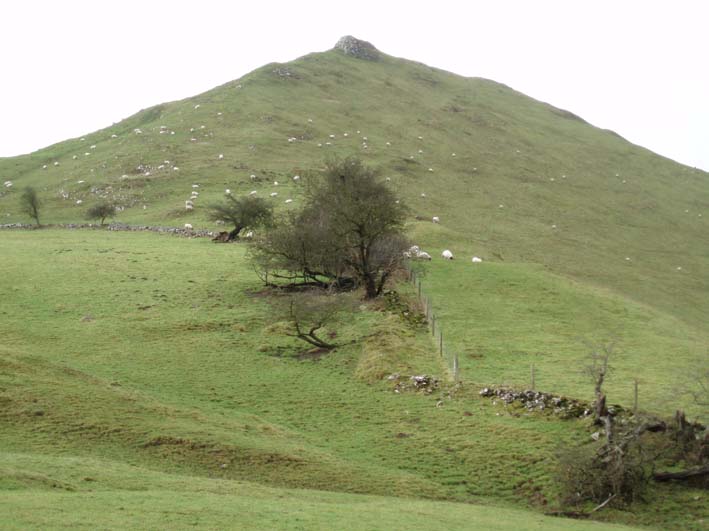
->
[[441, 250, 454, 260], [72, 155, 78, 160], [273, 181, 279, 186], [432, 216, 440, 223], [3, 181, 12, 188], [42, 164, 47, 169], [250, 174, 257, 180], [194, 104, 200, 109], [270, 192, 278, 197], [173, 167, 179, 171], [111, 134, 117, 138], [192, 184, 199, 188], [293, 175, 300, 181], [417, 251, 432, 260], [471, 256, 483, 263], [76, 200, 83, 205], [184, 223, 193, 230], [249, 190, 257, 196], [218, 154, 224, 160], [285, 199, 293, 204], [245, 231, 254, 238], [54, 161, 59, 166], [225, 189, 231, 195]]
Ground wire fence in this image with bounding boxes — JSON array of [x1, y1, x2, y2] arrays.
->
[[406, 265, 460, 383]]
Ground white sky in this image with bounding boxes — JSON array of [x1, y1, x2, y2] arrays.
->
[[1, 0, 707, 170]]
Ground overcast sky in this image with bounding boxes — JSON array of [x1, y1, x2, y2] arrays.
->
[[2, 0, 707, 170]]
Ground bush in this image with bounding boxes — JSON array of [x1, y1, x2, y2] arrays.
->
[[85, 202, 117, 225]]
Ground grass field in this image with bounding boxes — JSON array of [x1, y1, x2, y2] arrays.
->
[[0, 39, 707, 529], [1, 229, 706, 530]]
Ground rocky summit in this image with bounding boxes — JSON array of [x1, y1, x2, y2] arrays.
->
[[334, 35, 380, 61]]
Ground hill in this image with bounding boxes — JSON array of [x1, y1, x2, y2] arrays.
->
[[1, 36, 707, 529]]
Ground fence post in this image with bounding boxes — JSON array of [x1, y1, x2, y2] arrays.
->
[[633, 379, 638, 414], [431, 314, 436, 336]]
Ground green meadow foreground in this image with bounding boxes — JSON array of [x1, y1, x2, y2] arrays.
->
[[0, 230, 706, 530]]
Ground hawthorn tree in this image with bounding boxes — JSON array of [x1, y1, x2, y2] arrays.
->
[[20, 186, 41, 225], [208, 195, 274, 240], [85, 202, 116, 225], [252, 157, 409, 298]]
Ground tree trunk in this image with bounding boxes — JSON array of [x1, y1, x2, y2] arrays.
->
[[228, 226, 242, 241]]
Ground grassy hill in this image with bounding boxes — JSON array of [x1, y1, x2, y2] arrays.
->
[[1, 37, 707, 529]]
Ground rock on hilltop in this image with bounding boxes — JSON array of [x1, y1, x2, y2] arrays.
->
[[334, 35, 380, 61]]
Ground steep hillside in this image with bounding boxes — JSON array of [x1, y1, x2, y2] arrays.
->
[[1, 37, 707, 528], [1, 37, 706, 337]]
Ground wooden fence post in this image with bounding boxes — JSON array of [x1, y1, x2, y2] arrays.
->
[[633, 379, 638, 414]]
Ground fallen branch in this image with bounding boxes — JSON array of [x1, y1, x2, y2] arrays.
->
[[653, 465, 709, 482]]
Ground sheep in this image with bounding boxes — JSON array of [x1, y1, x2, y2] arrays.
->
[[307, 118, 313, 122], [471, 256, 483, 263], [194, 104, 200, 109], [432, 216, 440, 223], [409, 245, 420, 254], [249, 190, 257, 196], [134, 128, 142, 134], [76, 199, 83, 205], [217, 112, 223, 116], [245, 231, 254, 238], [90, 145, 96, 149], [329, 134, 336, 138], [451, 153, 456, 157], [441, 250, 454, 260], [386, 141, 391, 146], [428, 168, 434, 172], [218, 154, 224, 160], [42, 164, 47, 169], [72, 155, 78, 160], [184, 223, 193, 230], [3, 181, 12, 188], [293, 175, 300, 181], [192, 184, 199, 188], [250, 174, 257, 180], [420, 193, 427, 198], [54, 161, 60, 166], [173, 167, 179, 171], [417, 251, 432, 260], [273, 181, 279, 186], [285, 199, 293, 204], [225, 189, 231, 195], [84, 152, 90, 156], [185, 204, 194, 211], [191, 191, 199, 197], [270, 192, 278, 197]]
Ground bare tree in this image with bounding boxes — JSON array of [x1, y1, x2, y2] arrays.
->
[[277, 290, 356, 350], [582, 339, 615, 427], [20, 186, 41, 225]]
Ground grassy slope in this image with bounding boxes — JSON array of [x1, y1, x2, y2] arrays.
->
[[3, 230, 706, 530], [0, 42, 707, 528], [1, 454, 642, 531]]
